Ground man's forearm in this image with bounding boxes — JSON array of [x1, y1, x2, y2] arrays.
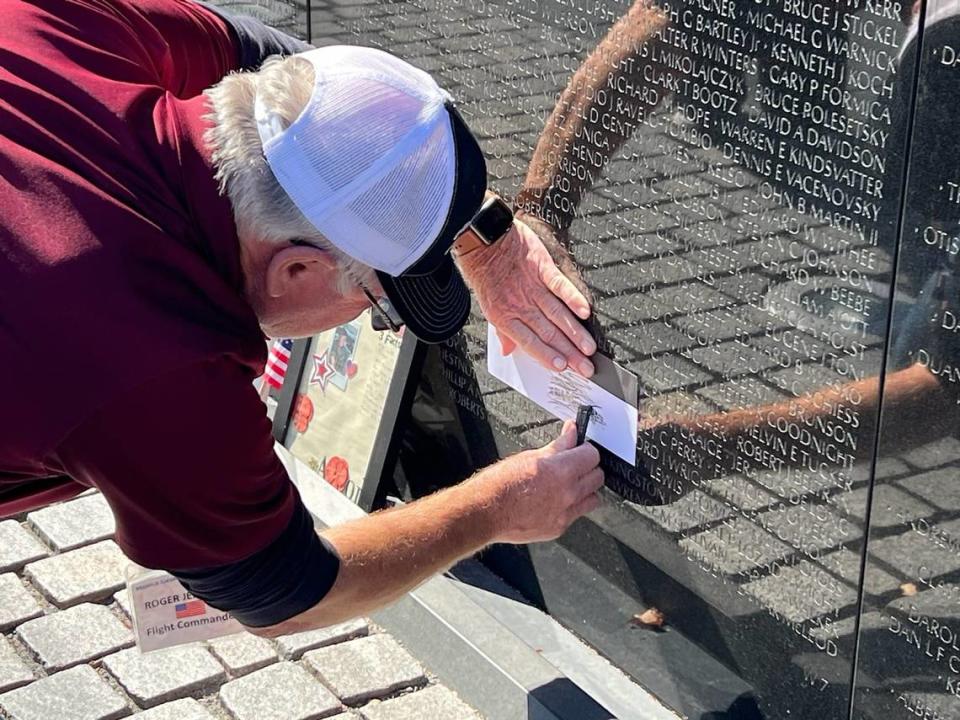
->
[[246, 423, 602, 638], [252, 477, 498, 636]]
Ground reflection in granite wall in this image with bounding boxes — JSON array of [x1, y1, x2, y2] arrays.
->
[[245, 0, 954, 717], [313, 0, 919, 717], [851, 3, 960, 719], [373, 4, 895, 715], [215, 0, 307, 38]]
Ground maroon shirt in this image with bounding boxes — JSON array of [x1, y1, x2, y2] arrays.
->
[[0, 0, 297, 569]]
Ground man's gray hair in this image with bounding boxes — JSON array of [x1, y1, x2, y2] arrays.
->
[[204, 55, 375, 292]]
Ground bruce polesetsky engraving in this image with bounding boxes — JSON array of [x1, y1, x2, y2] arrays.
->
[[331, 0, 958, 716]]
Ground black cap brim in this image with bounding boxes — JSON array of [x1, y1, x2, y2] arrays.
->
[[376, 102, 486, 344]]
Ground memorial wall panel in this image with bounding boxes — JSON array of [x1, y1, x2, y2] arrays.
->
[[851, 3, 960, 718], [321, 0, 917, 715], [230, 0, 955, 717]]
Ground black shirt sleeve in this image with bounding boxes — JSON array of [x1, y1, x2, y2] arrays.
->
[[194, 1, 312, 69], [172, 498, 341, 627], [54, 359, 340, 627]]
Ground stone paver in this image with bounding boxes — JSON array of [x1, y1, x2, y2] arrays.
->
[[208, 633, 277, 677], [0, 574, 42, 632], [360, 686, 481, 720], [103, 644, 225, 708], [113, 589, 132, 619], [16, 603, 133, 671], [304, 635, 426, 705], [0, 637, 33, 693], [0, 521, 48, 574], [0, 505, 479, 719], [0, 665, 128, 720], [25, 540, 128, 608], [275, 619, 368, 660], [27, 494, 116, 551], [219, 661, 341, 720], [135, 698, 216, 720]]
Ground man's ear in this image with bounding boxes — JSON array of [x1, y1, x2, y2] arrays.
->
[[264, 244, 338, 298]]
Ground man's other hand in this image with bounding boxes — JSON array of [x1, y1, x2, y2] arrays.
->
[[472, 421, 604, 543], [457, 216, 597, 377]]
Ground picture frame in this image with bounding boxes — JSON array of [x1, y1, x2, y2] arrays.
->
[[272, 310, 424, 511]]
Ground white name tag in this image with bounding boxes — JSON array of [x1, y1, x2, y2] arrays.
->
[[126, 569, 244, 652]]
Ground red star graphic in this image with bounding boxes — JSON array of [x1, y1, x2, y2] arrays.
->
[[310, 351, 333, 391]]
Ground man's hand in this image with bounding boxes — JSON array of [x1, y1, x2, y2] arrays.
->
[[456, 216, 597, 377], [472, 420, 604, 543], [248, 421, 603, 637]]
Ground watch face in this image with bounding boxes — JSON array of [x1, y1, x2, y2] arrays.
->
[[473, 198, 514, 244]]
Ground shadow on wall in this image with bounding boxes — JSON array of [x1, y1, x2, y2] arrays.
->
[[528, 677, 616, 720], [698, 693, 765, 720], [526, 679, 763, 718]]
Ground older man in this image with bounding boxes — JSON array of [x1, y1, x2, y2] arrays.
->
[[0, 0, 602, 635]]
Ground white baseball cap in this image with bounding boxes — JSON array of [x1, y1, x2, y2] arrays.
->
[[254, 45, 487, 342]]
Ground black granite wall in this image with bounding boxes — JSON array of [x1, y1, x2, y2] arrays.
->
[[241, 0, 960, 716]]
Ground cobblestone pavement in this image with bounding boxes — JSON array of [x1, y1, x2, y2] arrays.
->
[[0, 491, 482, 720]]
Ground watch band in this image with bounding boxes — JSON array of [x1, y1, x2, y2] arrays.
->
[[454, 196, 514, 257], [452, 227, 488, 257]]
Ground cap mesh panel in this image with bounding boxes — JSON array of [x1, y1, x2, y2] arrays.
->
[[260, 46, 460, 274], [345, 121, 453, 264], [291, 80, 425, 195]]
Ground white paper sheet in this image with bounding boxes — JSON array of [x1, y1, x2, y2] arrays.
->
[[487, 325, 638, 465]]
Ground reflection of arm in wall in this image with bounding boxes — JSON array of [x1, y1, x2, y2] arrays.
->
[[508, 1, 668, 353], [515, 0, 668, 234], [654, 362, 956, 492], [715, 365, 951, 458]]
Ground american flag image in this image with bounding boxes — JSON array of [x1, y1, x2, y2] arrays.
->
[[175, 599, 206, 619], [265, 339, 294, 389]]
